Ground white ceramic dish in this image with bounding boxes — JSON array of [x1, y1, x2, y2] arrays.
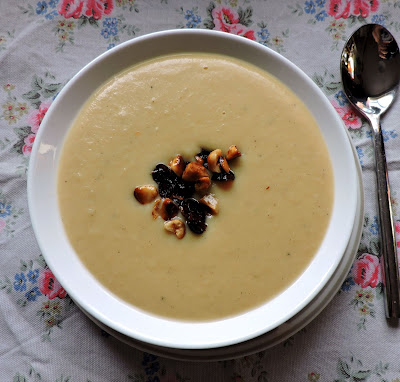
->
[[79, 132, 363, 361], [28, 29, 358, 350]]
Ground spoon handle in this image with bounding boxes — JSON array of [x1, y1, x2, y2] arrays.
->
[[370, 115, 400, 319]]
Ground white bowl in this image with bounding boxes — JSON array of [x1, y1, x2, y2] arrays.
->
[[28, 29, 358, 350]]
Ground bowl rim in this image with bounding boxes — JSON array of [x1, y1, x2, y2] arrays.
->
[[27, 28, 358, 349]]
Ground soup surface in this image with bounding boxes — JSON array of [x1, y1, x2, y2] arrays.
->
[[58, 53, 333, 321]]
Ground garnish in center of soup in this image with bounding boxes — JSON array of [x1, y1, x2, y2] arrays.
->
[[58, 53, 333, 321], [133, 145, 241, 238]]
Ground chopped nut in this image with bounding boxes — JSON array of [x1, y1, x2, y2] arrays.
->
[[226, 145, 241, 161], [134, 185, 158, 204], [160, 198, 179, 220], [195, 176, 211, 192], [164, 218, 186, 239], [207, 149, 231, 174], [182, 162, 209, 182], [219, 156, 231, 173], [169, 154, 186, 177], [152, 199, 160, 219], [200, 194, 219, 215], [195, 155, 204, 165], [207, 149, 223, 173]]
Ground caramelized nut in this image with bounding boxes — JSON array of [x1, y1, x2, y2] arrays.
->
[[134, 185, 158, 204], [207, 149, 223, 173], [199, 194, 219, 215], [169, 154, 186, 177], [164, 218, 186, 239], [226, 145, 241, 160], [160, 198, 179, 220], [219, 156, 231, 173], [195, 149, 211, 167], [195, 155, 204, 165], [152, 199, 160, 219], [195, 176, 211, 192], [182, 162, 209, 182]]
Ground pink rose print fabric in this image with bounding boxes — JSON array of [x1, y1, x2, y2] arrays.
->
[[212, 6, 239, 31], [22, 102, 52, 156], [22, 134, 36, 156], [352, 254, 381, 288], [58, 0, 114, 19], [327, 0, 379, 19], [331, 100, 363, 129], [211, 6, 256, 40], [27, 102, 51, 134], [38, 268, 67, 300]]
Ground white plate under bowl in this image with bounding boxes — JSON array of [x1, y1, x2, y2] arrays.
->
[[28, 29, 359, 350]]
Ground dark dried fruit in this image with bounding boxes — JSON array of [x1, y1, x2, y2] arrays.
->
[[194, 149, 211, 169], [181, 198, 207, 234], [173, 178, 195, 199], [171, 195, 184, 207], [211, 169, 235, 181], [152, 164, 174, 197], [151, 163, 194, 199]]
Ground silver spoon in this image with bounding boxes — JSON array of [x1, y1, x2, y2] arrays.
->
[[341, 24, 400, 319]]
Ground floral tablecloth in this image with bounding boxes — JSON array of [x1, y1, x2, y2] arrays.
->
[[2, 0, 400, 380]]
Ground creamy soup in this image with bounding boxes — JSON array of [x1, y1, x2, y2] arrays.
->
[[58, 53, 333, 321]]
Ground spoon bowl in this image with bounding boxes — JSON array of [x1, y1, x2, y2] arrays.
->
[[341, 24, 400, 116], [341, 24, 400, 318]]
